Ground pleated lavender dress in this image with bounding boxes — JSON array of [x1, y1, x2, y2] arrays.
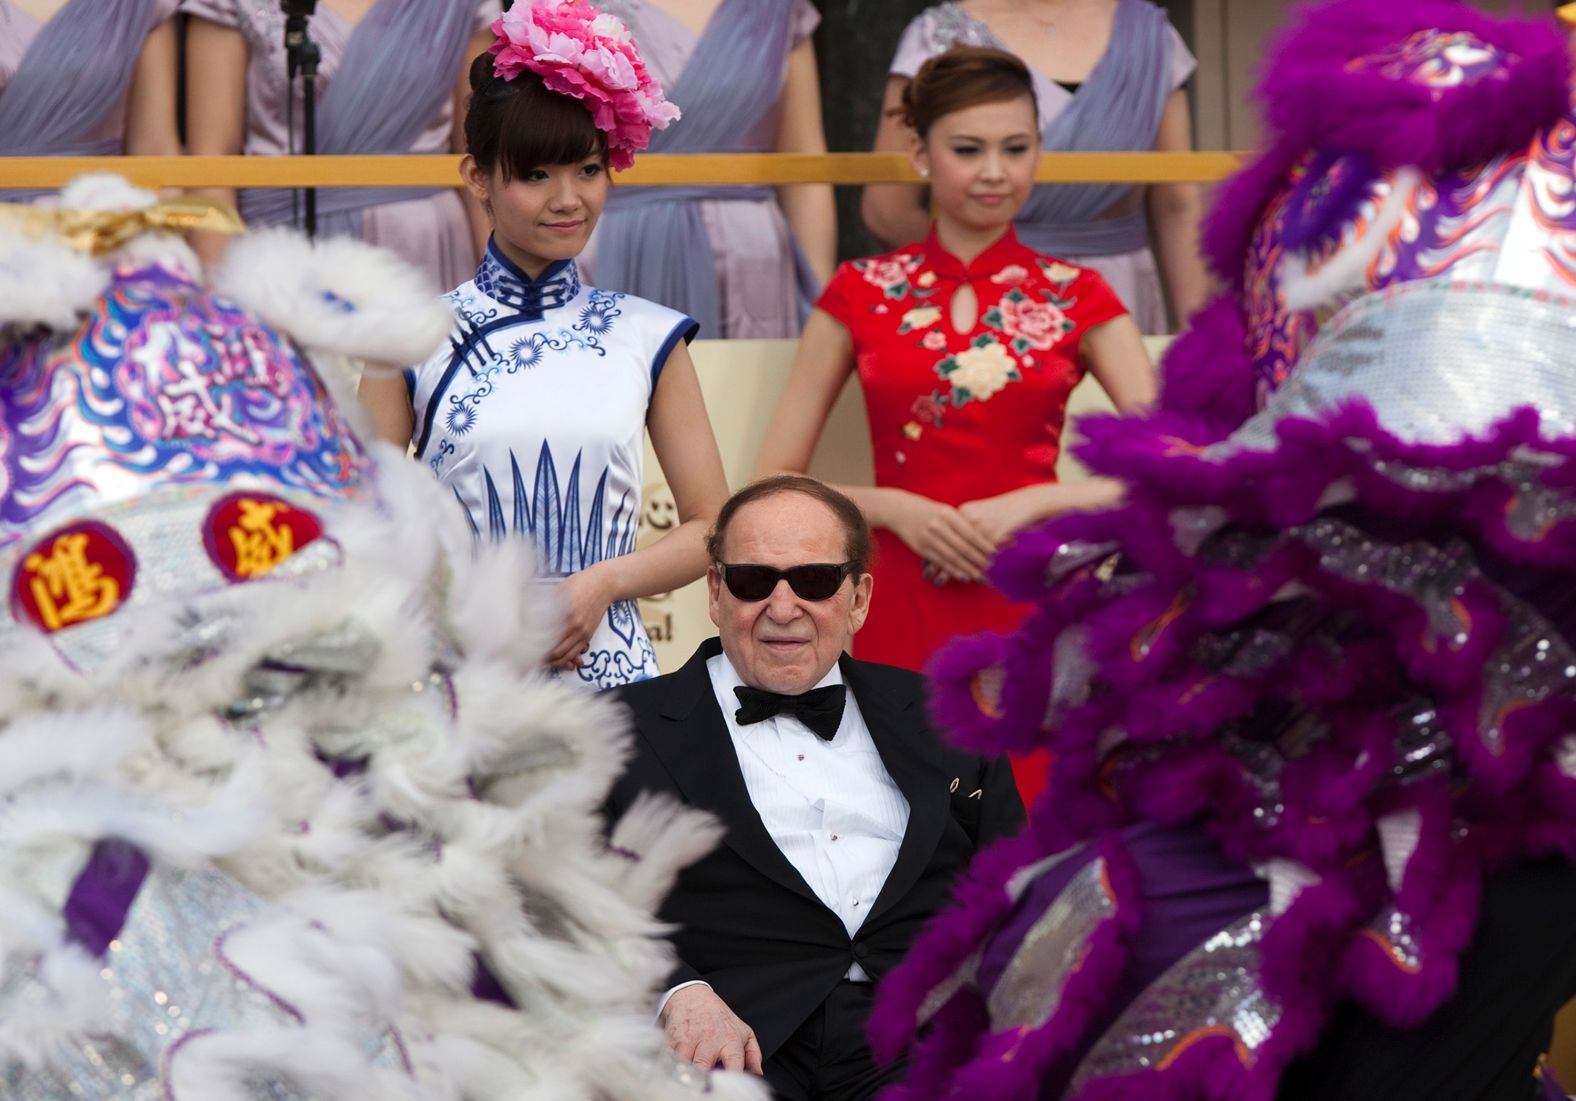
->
[[178, 0, 498, 291], [578, 0, 821, 340], [892, 0, 1196, 334], [0, 0, 179, 200]]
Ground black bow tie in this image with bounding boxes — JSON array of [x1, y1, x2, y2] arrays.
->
[[733, 684, 847, 741]]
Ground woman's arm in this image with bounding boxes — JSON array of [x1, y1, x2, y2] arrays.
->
[[753, 308, 855, 477], [958, 315, 1154, 546], [1147, 89, 1209, 329], [546, 341, 729, 668], [454, 30, 495, 263], [1081, 312, 1156, 414], [356, 367, 416, 449], [774, 38, 837, 285], [860, 75, 931, 249], [123, 20, 182, 159], [754, 310, 995, 579], [184, 18, 250, 268]]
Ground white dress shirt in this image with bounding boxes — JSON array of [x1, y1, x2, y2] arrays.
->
[[657, 653, 912, 1016]]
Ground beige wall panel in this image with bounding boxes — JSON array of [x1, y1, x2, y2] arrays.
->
[[636, 337, 1166, 669]]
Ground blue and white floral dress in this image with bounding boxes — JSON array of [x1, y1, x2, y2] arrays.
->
[[408, 241, 697, 688]]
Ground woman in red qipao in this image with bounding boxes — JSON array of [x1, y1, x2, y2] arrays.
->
[[756, 45, 1154, 807]]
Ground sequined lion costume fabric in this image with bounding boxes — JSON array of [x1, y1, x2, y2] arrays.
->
[[870, 3, 1576, 1099], [0, 176, 767, 1101]]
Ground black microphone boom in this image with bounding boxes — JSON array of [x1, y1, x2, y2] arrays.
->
[[280, 0, 320, 238]]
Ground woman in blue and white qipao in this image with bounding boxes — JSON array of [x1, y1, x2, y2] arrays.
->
[[361, 4, 728, 689]]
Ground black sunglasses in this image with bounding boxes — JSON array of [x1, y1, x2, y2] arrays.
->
[[715, 562, 857, 602]]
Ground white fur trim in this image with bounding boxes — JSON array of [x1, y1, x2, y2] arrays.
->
[[606, 793, 725, 912], [0, 943, 104, 1072], [0, 708, 146, 795], [0, 225, 108, 328], [165, 1027, 426, 1101], [56, 174, 157, 213], [214, 229, 455, 367]]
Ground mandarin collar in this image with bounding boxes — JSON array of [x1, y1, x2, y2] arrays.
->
[[918, 226, 1026, 283], [474, 239, 581, 320]]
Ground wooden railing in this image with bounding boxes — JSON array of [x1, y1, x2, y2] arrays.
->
[[0, 151, 1245, 191]]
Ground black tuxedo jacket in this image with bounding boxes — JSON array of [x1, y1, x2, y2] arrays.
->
[[608, 638, 1024, 1060]]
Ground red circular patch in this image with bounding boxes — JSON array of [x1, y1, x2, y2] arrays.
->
[[12, 521, 136, 633], [203, 493, 324, 582]]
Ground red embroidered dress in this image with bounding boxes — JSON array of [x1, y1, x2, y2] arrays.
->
[[817, 229, 1126, 801]]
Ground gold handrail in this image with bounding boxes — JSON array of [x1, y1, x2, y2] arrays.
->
[[0, 151, 1246, 190]]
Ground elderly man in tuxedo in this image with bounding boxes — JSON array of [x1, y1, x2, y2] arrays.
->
[[609, 475, 1024, 1101]]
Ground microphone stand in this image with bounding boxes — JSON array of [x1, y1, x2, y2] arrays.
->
[[281, 1, 321, 238]]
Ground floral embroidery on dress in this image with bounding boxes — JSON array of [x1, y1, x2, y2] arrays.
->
[[920, 330, 948, 351], [991, 264, 1031, 285], [1041, 259, 1083, 285], [899, 305, 942, 333], [986, 288, 1075, 356], [855, 253, 928, 300], [935, 337, 1020, 405]]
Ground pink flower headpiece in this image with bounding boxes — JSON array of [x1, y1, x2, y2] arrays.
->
[[488, 0, 681, 171]]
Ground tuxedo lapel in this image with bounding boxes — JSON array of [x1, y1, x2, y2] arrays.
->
[[847, 656, 949, 926], [642, 640, 822, 908]]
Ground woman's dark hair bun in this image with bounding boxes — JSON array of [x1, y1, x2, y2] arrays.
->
[[898, 45, 1038, 139]]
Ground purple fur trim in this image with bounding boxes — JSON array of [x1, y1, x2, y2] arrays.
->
[[875, 993, 991, 1101], [1154, 297, 1258, 431], [1259, 1, 1569, 176], [1202, 144, 1299, 290], [870, 831, 1055, 1064], [1202, 0, 1569, 289], [943, 838, 1141, 1101], [1276, 150, 1381, 255], [925, 623, 1055, 758], [1339, 848, 1481, 1026]]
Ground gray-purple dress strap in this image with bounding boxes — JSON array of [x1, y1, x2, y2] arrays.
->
[[580, 0, 821, 339], [179, 0, 499, 290], [0, 0, 177, 201], [891, 0, 1196, 333]]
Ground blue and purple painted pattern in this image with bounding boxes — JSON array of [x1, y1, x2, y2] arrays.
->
[[0, 264, 370, 548]]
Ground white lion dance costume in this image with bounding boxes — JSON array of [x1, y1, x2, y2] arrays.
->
[[0, 177, 766, 1101]]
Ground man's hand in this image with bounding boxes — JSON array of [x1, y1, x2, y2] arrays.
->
[[660, 984, 764, 1074]]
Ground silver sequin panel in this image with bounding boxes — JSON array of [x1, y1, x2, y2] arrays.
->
[[1213, 283, 1576, 455], [1068, 912, 1280, 1090], [3, 865, 406, 1100], [987, 857, 1116, 1033]]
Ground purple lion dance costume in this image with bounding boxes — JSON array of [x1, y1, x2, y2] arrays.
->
[[871, 3, 1576, 1099]]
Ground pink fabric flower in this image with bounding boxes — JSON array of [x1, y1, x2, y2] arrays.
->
[[488, 1, 680, 171], [920, 330, 949, 351], [997, 295, 1072, 351]]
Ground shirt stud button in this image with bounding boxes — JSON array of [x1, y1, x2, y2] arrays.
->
[[796, 754, 805, 761]]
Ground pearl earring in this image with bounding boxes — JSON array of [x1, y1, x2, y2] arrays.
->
[[918, 167, 929, 178]]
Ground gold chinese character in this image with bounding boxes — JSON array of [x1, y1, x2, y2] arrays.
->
[[24, 533, 120, 631], [227, 498, 296, 578]]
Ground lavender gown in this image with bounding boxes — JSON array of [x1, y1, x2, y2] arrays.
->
[[578, 0, 820, 340], [892, 0, 1196, 334], [178, 0, 499, 291], [0, 0, 179, 198]]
